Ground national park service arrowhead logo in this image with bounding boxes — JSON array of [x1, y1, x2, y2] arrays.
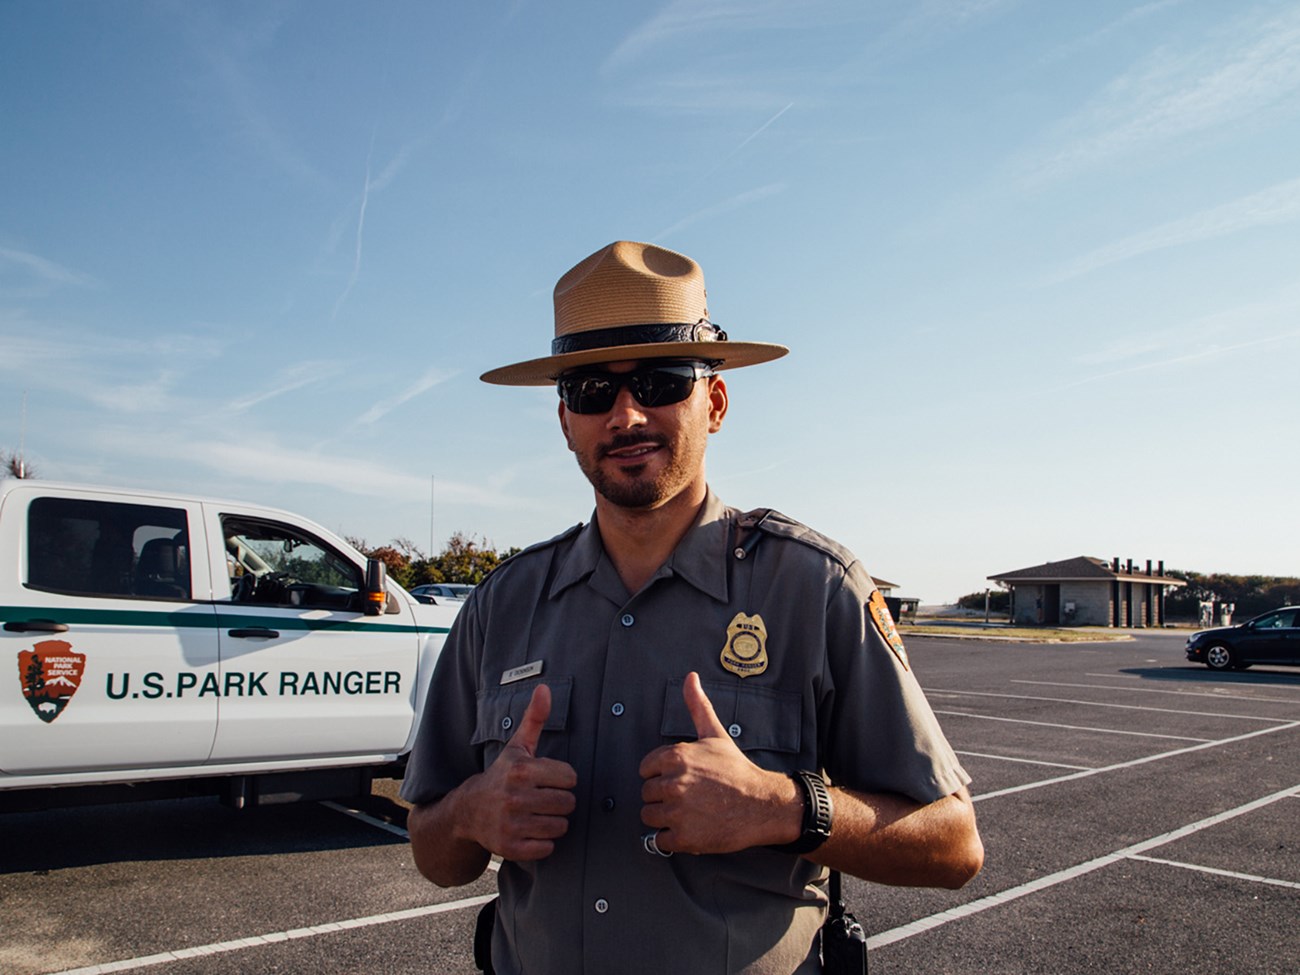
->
[[18, 641, 86, 723], [867, 590, 909, 671], [720, 612, 768, 678]]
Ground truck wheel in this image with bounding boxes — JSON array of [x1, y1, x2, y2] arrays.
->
[[1204, 643, 1235, 671]]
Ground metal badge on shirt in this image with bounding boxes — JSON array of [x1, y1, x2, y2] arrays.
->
[[867, 589, 910, 670], [720, 612, 768, 677]]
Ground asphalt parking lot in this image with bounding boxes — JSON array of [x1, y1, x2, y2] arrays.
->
[[2, 630, 1296, 974]]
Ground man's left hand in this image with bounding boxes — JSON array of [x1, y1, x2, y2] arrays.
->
[[638, 671, 800, 854]]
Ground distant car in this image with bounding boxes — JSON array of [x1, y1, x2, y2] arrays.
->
[[409, 583, 475, 603], [1185, 606, 1300, 670]]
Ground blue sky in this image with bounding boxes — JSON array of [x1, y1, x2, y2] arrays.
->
[[3, 0, 1298, 603]]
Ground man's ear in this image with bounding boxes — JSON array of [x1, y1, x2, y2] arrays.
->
[[707, 375, 728, 433], [558, 400, 576, 451]]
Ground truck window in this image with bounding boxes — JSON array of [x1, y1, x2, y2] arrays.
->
[[223, 516, 361, 611], [26, 497, 191, 600]]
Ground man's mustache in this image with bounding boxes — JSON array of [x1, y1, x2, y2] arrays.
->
[[597, 433, 667, 460]]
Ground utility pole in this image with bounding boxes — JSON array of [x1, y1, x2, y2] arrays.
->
[[17, 390, 28, 478], [429, 475, 435, 557]]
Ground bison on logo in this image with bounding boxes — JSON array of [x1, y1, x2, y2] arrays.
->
[[18, 640, 86, 723]]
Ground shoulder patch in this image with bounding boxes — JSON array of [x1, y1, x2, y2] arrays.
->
[[867, 589, 909, 670]]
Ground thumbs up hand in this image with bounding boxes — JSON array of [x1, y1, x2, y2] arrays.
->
[[460, 682, 578, 862], [638, 673, 802, 855]]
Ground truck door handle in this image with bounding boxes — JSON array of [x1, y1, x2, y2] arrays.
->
[[227, 627, 280, 640], [4, 619, 70, 634]]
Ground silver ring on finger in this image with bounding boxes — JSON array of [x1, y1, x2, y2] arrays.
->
[[642, 830, 673, 858]]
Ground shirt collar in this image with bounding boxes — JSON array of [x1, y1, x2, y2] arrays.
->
[[549, 488, 733, 603]]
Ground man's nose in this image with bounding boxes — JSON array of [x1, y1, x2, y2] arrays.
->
[[605, 384, 648, 429]]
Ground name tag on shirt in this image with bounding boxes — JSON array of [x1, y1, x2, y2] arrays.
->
[[500, 660, 544, 685]]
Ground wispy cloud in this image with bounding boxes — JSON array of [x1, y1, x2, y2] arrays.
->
[[178, 5, 330, 187], [1046, 174, 1300, 283], [604, 1, 813, 75], [333, 132, 378, 321], [1046, 284, 1300, 392], [696, 102, 794, 179], [1040, 0, 1186, 65], [1021, 7, 1300, 185], [0, 247, 97, 295], [0, 319, 221, 414], [1051, 328, 1300, 393], [100, 426, 536, 509], [602, 1, 868, 115], [860, 0, 1019, 60], [332, 135, 415, 320], [354, 366, 457, 426], [227, 361, 343, 413], [653, 182, 787, 241]]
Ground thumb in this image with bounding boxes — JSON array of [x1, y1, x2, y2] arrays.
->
[[683, 671, 727, 739], [507, 682, 552, 757]]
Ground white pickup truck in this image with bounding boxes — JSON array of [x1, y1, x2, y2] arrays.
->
[[0, 479, 462, 810]]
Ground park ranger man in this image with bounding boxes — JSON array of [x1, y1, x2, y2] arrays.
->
[[402, 240, 983, 974]]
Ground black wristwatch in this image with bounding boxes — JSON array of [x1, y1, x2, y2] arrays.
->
[[771, 769, 833, 854]]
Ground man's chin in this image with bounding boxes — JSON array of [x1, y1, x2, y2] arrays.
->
[[593, 471, 665, 509]]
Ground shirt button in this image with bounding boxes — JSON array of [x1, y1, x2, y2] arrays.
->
[[594, 898, 609, 914], [501, 716, 513, 731], [728, 723, 742, 738], [611, 702, 625, 716], [621, 613, 635, 627], [602, 796, 615, 812]]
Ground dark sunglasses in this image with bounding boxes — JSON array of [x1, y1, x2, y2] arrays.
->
[[557, 361, 717, 415]]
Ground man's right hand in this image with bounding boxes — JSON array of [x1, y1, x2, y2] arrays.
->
[[458, 682, 577, 862]]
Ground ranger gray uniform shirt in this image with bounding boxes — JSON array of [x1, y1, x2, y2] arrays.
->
[[402, 490, 969, 975]]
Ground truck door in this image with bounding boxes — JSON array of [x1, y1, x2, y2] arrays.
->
[[0, 487, 219, 776], [207, 507, 419, 763]]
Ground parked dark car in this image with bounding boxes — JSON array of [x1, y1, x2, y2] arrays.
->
[[1185, 606, 1300, 670]]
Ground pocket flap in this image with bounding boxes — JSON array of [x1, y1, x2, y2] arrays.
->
[[660, 678, 800, 754], [471, 677, 572, 746]]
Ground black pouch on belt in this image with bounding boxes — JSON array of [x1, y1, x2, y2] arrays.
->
[[821, 871, 868, 974], [473, 897, 497, 974]]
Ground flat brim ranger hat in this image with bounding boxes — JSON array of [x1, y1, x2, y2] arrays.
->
[[480, 240, 789, 386]]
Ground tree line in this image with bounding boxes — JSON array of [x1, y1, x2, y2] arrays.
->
[[1162, 570, 1300, 619], [347, 532, 521, 590]]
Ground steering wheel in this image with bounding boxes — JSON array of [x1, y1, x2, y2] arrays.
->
[[230, 573, 257, 602]]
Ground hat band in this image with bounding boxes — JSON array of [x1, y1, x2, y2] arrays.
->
[[551, 320, 728, 356]]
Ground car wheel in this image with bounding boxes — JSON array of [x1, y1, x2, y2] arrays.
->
[[1204, 643, 1235, 671]]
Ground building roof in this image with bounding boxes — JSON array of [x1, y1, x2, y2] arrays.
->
[[871, 576, 899, 591], [988, 556, 1186, 587]]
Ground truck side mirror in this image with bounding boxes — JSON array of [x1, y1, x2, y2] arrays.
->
[[363, 559, 389, 616]]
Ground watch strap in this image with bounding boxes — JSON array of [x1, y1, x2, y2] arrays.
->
[[770, 769, 833, 854]]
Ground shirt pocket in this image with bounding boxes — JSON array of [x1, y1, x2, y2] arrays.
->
[[659, 678, 801, 766], [471, 677, 573, 766]]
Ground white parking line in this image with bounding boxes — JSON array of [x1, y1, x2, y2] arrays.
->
[[1014, 679, 1300, 705], [48, 894, 498, 975], [932, 710, 1211, 742], [868, 784, 1300, 950], [955, 750, 1093, 771], [974, 721, 1300, 801], [928, 688, 1288, 722], [1125, 854, 1300, 890]]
